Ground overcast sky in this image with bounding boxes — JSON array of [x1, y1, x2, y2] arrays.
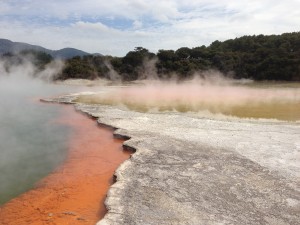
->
[[0, 0, 299, 56]]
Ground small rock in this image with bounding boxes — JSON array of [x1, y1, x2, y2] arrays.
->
[[62, 211, 76, 216], [77, 217, 87, 221]]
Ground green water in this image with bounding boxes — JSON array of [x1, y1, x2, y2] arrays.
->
[[0, 77, 74, 205]]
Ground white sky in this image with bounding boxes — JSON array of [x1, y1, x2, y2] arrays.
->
[[0, 0, 299, 56]]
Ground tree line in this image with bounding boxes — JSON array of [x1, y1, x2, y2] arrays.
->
[[1, 50, 52, 70], [1, 32, 300, 81]]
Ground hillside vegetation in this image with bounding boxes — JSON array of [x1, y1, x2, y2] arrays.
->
[[1, 32, 300, 81]]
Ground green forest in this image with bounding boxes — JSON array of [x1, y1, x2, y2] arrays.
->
[[2, 32, 300, 81]]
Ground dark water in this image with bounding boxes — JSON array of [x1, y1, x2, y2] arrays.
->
[[0, 75, 78, 205]]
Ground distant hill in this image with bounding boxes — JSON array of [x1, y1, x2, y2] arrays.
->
[[0, 39, 101, 59], [51, 48, 94, 59]]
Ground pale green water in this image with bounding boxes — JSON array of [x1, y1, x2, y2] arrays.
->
[[0, 76, 75, 205]]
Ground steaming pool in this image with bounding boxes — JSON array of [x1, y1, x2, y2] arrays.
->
[[0, 75, 97, 205], [75, 81, 300, 121], [0, 79, 300, 224], [0, 79, 76, 205]]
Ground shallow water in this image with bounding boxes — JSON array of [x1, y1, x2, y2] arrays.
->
[[0, 105, 130, 224], [75, 82, 300, 121], [0, 102, 70, 205], [0, 76, 79, 205]]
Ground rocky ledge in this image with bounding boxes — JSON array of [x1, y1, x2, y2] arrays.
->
[[44, 95, 300, 225]]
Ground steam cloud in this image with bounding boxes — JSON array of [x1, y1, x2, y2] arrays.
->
[[75, 71, 300, 121], [0, 55, 76, 204]]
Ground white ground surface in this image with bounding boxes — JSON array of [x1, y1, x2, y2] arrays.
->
[[75, 97, 300, 179]]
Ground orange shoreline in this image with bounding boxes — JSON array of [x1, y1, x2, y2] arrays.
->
[[0, 105, 130, 225]]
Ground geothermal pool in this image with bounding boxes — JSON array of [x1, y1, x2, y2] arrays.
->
[[0, 76, 132, 224], [0, 105, 130, 224], [0, 78, 299, 224], [0, 75, 112, 206], [75, 81, 300, 121], [0, 77, 72, 205]]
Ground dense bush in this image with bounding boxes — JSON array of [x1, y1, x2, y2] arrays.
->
[[2, 32, 300, 81], [103, 32, 300, 81], [0, 50, 53, 73]]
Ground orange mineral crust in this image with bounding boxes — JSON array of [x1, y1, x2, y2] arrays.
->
[[0, 106, 130, 225]]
